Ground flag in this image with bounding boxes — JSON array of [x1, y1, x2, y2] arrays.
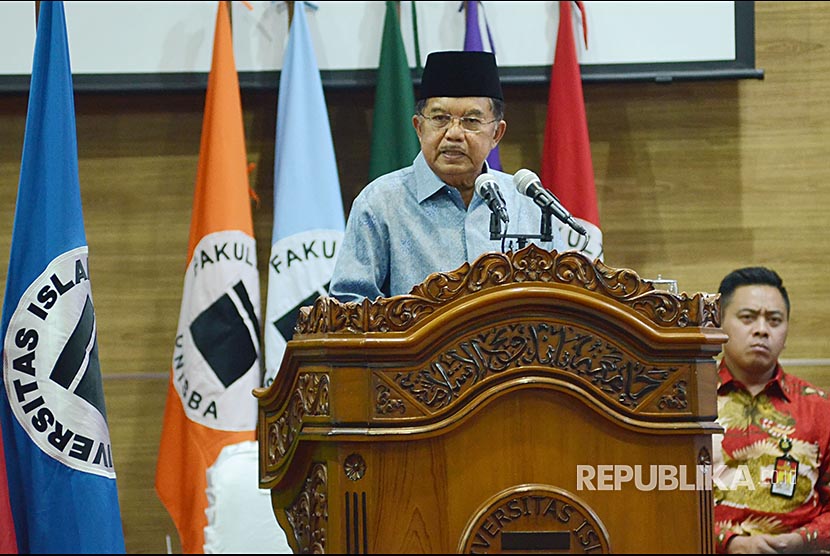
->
[[368, 0, 419, 182], [541, 1, 603, 260], [463, 0, 502, 170], [264, 3, 344, 386], [0, 429, 15, 554], [155, 3, 262, 553], [0, 2, 125, 552]]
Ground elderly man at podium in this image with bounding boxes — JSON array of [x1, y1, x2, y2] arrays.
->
[[713, 266, 830, 553], [329, 50, 565, 303]]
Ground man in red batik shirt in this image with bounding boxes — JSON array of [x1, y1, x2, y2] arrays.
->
[[713, 266, 830, 553]]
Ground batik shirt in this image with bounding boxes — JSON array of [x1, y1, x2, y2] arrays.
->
[[713, 361, 830, 553], [329, 152, 568, 302]]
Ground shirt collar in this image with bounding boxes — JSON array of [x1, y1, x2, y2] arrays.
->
[[414, 152, 446, 203], [717, 359, 791, 401]]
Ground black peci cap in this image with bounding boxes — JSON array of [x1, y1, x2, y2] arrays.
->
[[417, 51, 503, 101]]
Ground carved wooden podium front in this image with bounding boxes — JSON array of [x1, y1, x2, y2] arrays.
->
[[256, 246, 726, 554]]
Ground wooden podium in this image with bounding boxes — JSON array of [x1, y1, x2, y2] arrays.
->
[[256, 246, 726, 554]]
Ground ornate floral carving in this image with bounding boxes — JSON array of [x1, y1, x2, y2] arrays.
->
[[286, 462, 328, 553], [266, 373, 330, 468], [295, 246, 720, 335], [385, 321, 678, 412], [343, 454, 366, 482]]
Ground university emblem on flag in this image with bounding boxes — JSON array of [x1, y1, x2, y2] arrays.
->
[[173, 230, 261, 429], [264, 229, 341, 386], [2, 247, 115, 478]]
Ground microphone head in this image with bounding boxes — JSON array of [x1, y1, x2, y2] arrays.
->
[[513, 168, 540, 195], [474, 172, 499, 196]]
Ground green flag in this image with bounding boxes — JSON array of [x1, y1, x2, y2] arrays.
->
[[368, 1, 420, 182]]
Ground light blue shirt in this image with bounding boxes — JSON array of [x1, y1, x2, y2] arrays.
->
[[329, 152, 566, 302]]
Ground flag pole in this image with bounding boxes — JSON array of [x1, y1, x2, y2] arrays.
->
[[410, 1, 421, 70]]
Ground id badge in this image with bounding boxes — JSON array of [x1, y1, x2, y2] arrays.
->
[[770, 456, 798, 498]]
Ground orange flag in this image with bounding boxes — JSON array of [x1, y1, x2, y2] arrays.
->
[[541, 1, 603, 261], [155, 3, 261, 553]]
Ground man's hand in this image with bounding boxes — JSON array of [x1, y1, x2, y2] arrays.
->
[[726, 532, 804, 554]]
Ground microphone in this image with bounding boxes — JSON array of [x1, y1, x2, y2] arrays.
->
[[475, 173, 509, 224], [513, 169, 587, 235]]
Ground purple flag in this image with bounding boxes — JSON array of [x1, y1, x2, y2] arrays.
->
[[463, 1, 502, 170], [464, 1, 484, 50]]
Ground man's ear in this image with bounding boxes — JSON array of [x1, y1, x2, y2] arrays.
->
[[492, 120, 507, 146], [412, 114, 424, 139]]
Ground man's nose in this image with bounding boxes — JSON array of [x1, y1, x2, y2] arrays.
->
[[444, 117, 467, 137], [752, 318, 771, 336]]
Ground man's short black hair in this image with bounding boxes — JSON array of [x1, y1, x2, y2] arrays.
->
[[718, 266, 790, 316]]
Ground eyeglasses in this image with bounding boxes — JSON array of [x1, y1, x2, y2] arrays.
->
[[417, 113, 498, 133]]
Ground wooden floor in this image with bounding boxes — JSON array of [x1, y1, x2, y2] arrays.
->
[[2, 2, 830, 553]]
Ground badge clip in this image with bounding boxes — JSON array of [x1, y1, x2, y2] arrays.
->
[[770, 437, 798, 499]]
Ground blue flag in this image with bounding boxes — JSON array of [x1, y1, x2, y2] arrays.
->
[[0, 2, 126, 552], [264, 3, 345, 386]]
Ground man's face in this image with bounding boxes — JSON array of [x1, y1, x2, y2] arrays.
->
[[413, 97, 506, 189], [721, 284, 788, 378]]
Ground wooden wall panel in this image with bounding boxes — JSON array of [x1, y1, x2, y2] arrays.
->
[[0, 2, 828, 553]]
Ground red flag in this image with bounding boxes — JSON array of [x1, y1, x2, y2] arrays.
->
[[541, 1, 603, 261], [0, 428, 17, 553], [155, 3, 261, 553]]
